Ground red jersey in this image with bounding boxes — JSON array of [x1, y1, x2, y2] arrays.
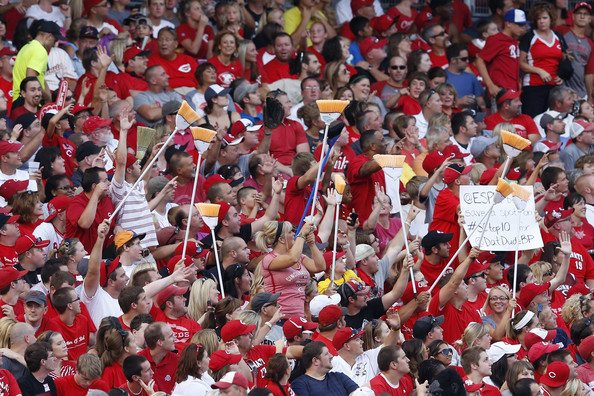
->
[[420, 257, 452, 287], [283, 175, 313, 225], [43, 133, 76, 177], [138, 348, 180, 394], [396, 95, 422, 115], [520, 31, 563, 87], [429, 188, 462, 266], [261, 57, 299, 84], [370, 373, 414, 396], [74, 71, 118, 106], [484, 112, 539, 139], [0, 368, 20, 396], [207, 55, 243, 88], [429, 296, 481, 344], [573, 220, 594, 250], [101, 362, 127, 389], [0, 298, 23, 320], [542, 232, 594, 283], [244, 344, 277, 387], [109, 72, 148, 100], [0, 77, 13, 114], [386, 6, 417, 33], [176, 23, 215, 59], [429, 51, 448, 69], [263, 380, 296, 396], [259, 119, 308, 166], [0, 244, 18, 266], [65, 193, 115, 253], [154, 311, 201, 346], [311, 332, 338, 356], [147, 53, 197, 90], [347, 154, 386, 223], [50, 314, 93, 360], [55, 375, 109, 396], [46, 297, 97, 333], [478, 32, 520, 90], [169, 174, 206, 205]]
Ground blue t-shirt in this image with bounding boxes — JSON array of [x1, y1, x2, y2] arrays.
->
[[349, 42, 364, 65], [445, 69, 484, 98], [291, 372, 359, 396]]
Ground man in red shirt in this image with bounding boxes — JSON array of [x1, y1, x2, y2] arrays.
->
[[111, 47, 149, 101], [49, 287, 93, 360], [346, 130, 386, 223], [121, 355, 156, 396], [283, 152, 320, 225], [476, 8, 528, 96], [0, 266, 27, 319], [147, 28, 197, 91], [423, 24, 450, 69], [461, 347, 503, 394], [419, 230, 453, 287], [484, 89, 540, 142], [138, 322, 180, 394], [262, 33, 299, 84], [65, 167, 115, 253], [370, 345, 414, 396], [0, 48, 15, 115], [55, 354, 109, 396], [0, 213, 21, 266], [154, 284, 201, 348]]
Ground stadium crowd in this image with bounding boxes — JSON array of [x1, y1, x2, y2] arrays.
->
[[0, 0, 592, 394]]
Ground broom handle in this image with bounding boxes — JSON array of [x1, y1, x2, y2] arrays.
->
[[211, 228, 225, 299], [511, 215, 523, 315], [309, 123, 330, 218], [427, 200, 497, 294], [500, 155, 513, 182], [180, 151, 203, 259], [109, 131, 177, 223], [330, 202, 341, 287], [395, 179, 416, 294]]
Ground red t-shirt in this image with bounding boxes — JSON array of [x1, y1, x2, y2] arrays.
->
[[109, 72, 149, 100], [46, 297, 97, 333], [154, 310, 201, 347], [0, 368, 21, 396], [259, 119, 308, 166], [169, 174, 206, 205], [74, 71, 118, 106], [50, 314, 93, 361], [387, 6, 417, 33], [138, 348, 180, 394], [420, 257, 451, 287], [429, 188, 462, 265], [573, 220, 594, 250], [147, 53, 198, 90], [311, 331, 338, 356], [429, 51, 448, 69], [478, 32, 520, 90], [347, 154, 386, 223], [396, 95, 422, 115], [43, 133, 77, 177], [541, 232, 594, 283], [370, 373, 414, 396], [245, 344, 277, 387], [65, 193, 115, 253], [261, 57, 299, 84], [0, 244, 18, 266], [55, 375, 109, 396], [0, 77, 13, 114], [101, 362, 127, 389], [207, 56, 243, 88], [429, 295, 481, 345], [176, 23, 215, 59], [0, 298, 23, 320], [519, 31, 563, 87], [484, 112, 539, 139], [283, 175, 313, 226]]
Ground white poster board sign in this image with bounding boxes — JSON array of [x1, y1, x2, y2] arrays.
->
[[459, 185, 543, 251]]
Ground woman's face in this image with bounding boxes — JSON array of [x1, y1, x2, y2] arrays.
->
[[219, 34, 237, 56], [536, 12, 552, 31], [125, 335, 140, 356], [581, 102, 594, 120], [73, 241, 88, 264], [426, 92, 443, 113], [337, 65, 350, 84], [397, 36, 412, 55], [310, 22, 327, 45], [54, 179, 74, 198], [409, 79, 426, 98], [435, 344, 452, 366], [475, 332, 492, 349], [209, 285, 220, 304], [33, 199, 43, 218], [52, 333, 68, 359], [198, 351, 210, 374], [237, 270, 252, 293], [245, 42, 257, 63], [518, 367, 535, 380], [573, 198, 587, 219], [230, 306, 242, 320], [267, 10, 284, 26], [439, 89, 454, 107], [321, 84, 333, 99], [489, 289, 510, 314], [52, 156, 66, 176], [419, 53, 432, 73], [187, 1, 203, 21], [351, 78, 371, 101]]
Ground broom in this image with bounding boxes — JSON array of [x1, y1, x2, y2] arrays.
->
[[196, 203, 225, 298], [176, 100, 201, 131], [309, 100, 350, 218], [179, 126, 218, 260], [372, 155, 416, 294], [136, 126, 156, 161], [330, 174, 346, 286], [499, 130, 531, 179], [428, 177, 516, 293], [509, 183, 532, 304]]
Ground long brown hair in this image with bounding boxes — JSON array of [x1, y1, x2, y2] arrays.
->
[[176, 343, 206, 383]]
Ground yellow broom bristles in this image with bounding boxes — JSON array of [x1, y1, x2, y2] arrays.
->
[[178, 100, 200, 125], [136, 127, 155, 159], [495, 178, 514, 197], [316, 100, 350, 114], [196, 203, 221, 217], [511, 183, 531, 202], [373, 155, 406, 168], [190, 127, 217, 143], [500, 130, 531, 151], [334, 174, 346, 195]]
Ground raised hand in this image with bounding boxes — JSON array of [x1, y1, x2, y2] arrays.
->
[[272, 177, 283, 194], [559, 231, 572, 256], [97, 219, 110, 239], [323, 188, 337, 206]]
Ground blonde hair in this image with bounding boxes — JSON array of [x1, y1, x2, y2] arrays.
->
[[428, 113, 451, 131], [469, 163, 487, 185], [561, 378, 585, 396], [483, 285, 511, 315], [492, 122, 516, 142], [461, 322, 490, 348], [109, 38, 128, 71], [0, 317, 16, 348], [530, 261, 553, 284], [561, 293, 592, 326], [191, 329, 221, 356], [362, 319, 385, 351], [250, 263, 265, 296], [188, 278, 218, 324], [130, 262, 159, 287], [239, 309, 260, 334], [425, 126, 449, 152], [254, 221, 293, 251]]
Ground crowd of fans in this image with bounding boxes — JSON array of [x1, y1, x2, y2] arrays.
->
[[0, 0, 592, 394]]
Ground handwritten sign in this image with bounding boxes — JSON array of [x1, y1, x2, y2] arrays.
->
[[459, 185, 543, 251]]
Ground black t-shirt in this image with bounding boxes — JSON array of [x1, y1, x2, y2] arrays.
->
[[344, 297, 385, 330], [17, 371, 56, 396], [14, 264, 41, 286]]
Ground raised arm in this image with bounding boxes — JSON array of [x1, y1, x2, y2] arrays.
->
[[549, 231, 571, 291], [267, 222, 313, 270], [112, 111, 133, 185], [438, 247, 480, 308], [381, 255, 414, 309], [83, 220, 109, 298]]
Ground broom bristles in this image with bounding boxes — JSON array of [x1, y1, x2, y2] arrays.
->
[[196, 203, 221, 217], [373, 155, 406, 168], [501, 130, 531, 151], [136, 127, 156, 159], [495, 178, 514, 197], [334, 174, 346, 195], [511, 183, 532, 202], [316, 100, 350, 114], [178, 100, 200, 125], [190, 127, 217, 143]]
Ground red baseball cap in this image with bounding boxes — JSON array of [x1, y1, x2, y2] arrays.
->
[[156, 284, 188, 307], [45, 196, 72, 222], [100, 256, 121, 287], [82, 116, 112, 134], [209, 350, 242, 372], [125, 153, 137, 169], [332, 327, 364, 350], [359, 37, 387, 55], [203, 174, 231, 195], [0, 141, 23, 157], [71, 104, 93, 116], [541, 361, 570, 388], [443, 163, 472, 184], [525, 328, 556, 350], [323, 250, 346, 272], [217, 201, 232, 224], [442, 144, 470, 159], [166, 254, 193, 274], [0, 179, 28, 200], [528, 342, 560, 364], [465, 260, 490, 278], [0, 267, 28, 289], [221, 320, 256, 343], [517, 282, 549, 309], [351, 0, 373, 14], [422, 150, 448, 174], [283, 316, 317, 340], [544, 208, 573, 228], [371, 15, 396, 32], [174, 241, 205, 258], [123, 47, 150, 64], [496, 89, 521, 104], [229, 119, 261, 136], [211, 371, 249, 390], [14, 235, 50, 255], [574, 1, 592, 13], [318, 304, 345, 326], [0, 47, 15, 58], [579, 335, 594, 360]]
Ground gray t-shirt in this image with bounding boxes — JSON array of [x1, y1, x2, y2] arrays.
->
[[560, 142, 593, 170], [133, 90, 182, 127], [563, 30, 593, 98], [422, 181, 446, 223]]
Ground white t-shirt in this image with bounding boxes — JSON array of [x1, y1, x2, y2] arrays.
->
[[152, 203, 177, 230], [288, 101, 306, 129], [330, 351, 377, 386], [450, 136, 473, 165], [26, 5, 66, 27], [171, 373, 214, 396], [150, 19, 175, 38], [46, 47, 78, 91], [587, 204, 594, 229], [335, 0, 384, 25], [414, 112, 429, 139], [33, 222, 63, 257], [79, 284, 123, 328]]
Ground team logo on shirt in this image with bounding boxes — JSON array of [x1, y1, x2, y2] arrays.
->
[[178, 63, 192, 73], [218, 72, 235, 87]]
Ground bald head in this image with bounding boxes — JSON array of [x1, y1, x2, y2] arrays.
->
[[10, 322, 35, 347], [575, 174, 594, 203], [221, 237, 245, 258]]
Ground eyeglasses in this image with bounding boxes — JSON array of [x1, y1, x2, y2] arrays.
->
[[470, 272, 486, 279], [490, 296, 509, 302], [70, 297, 80, 304], [57, 185, 75, 191], [303, 86, 320, 91], [390, 65, 407, 70], [544, 271, 554, 277], [457, 56, 469, 62], [439, 348, 453, 356], [432, 31, 447, 38]]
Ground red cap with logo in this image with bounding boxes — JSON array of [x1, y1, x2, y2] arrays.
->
[[517, 282, 550, 309], [45, 196, 72, 222], [0, 179, 29, 200], [541, 361, 570, 388], [0, 141, 23, 157], [332, 327, 364, 350], [156, 284, 188, 307], [14, 235, 50, 255], [166, 255, 194, 274], [359, 37, 387, 54], [422, 150, 447, 174], [208, 350, 242, 372], [82, 116, 112, 134], [221, 320, 256, 343], [283, 316, 318, 340], [544, 208, 573, 228], [203, 174, 231, 195], [371, 14, 396, 32]]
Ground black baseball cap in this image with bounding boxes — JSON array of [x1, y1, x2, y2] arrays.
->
[[421, 230, 453, 251], [37, 20, 66, 40], [79, 26, 99, 40], [76, 141, 101, 162], [413, 315, 445, 340]]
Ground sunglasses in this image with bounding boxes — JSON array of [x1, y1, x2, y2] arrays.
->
[[457, 56, 469, 62], [439, 348, 453, 356], [432, 31, 447, 38], [390, 65, 406, 70]]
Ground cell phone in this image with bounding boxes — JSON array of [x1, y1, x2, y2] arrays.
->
[[347, 212, 358, 227]]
